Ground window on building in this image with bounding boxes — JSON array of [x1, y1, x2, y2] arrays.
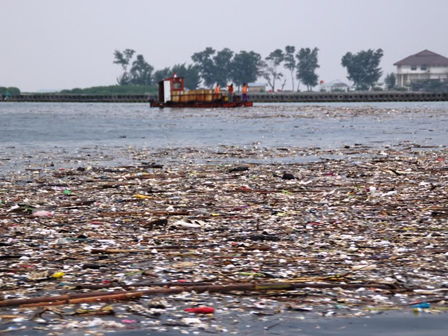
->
[[411, 66, 417, 71], [421, 65, 427, 71]]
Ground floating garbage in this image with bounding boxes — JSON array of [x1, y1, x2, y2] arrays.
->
[[1, 105, 448, 334], [184, 307, 215, 314]]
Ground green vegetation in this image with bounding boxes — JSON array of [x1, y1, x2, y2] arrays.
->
[[191, 47, 217, 88], [59, 85, 157, 95], [384, 73, 397, 90], [341, 49, 383, 90], [262, 49, 285, 92], [113, 49, 154, 86], [410, 79, 447, 92], [191, 48, 262, 89], [283, 46, 297, 91], [209, 48, 234, 87], [153, 67, 172, 84], [296, 48, 320, 91], [230, 51, 262, 88], [114, 46, 320, 92], [13, 46, 439, 95], [113, 49, 200, 90], [0, 87, 21, 95]]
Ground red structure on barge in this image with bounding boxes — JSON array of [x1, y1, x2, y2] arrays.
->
[[149, 76, 253, 108]]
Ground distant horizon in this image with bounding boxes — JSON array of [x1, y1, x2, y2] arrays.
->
[[1, 0, 447, 92]]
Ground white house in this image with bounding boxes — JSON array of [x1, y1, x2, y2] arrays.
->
[[394, 50, 448, 87], [320, 79, 349, 92], [248, 83, 267, 93]]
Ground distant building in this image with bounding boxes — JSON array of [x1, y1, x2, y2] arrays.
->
[[320, 79, 349, 92], [248, 83, 267, 93], [394, 50, 448, 87]]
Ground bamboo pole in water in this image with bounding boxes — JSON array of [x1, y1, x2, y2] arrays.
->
[[0, 282, 396, 308]]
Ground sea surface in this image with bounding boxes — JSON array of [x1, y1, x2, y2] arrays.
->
[[1, 101, 448, 173], [1, 101, 448, 335], [1, 102, 448, 150]]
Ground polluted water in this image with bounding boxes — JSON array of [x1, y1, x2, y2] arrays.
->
[[1, 102, 448, 335]]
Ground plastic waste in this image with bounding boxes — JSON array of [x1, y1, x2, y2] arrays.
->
[[411, 302, 430, 309], [181, 317, 203, 325], [33, 210, 53, 217], [184, 307, 215, 314], [51, 272, 65, 278], [352, 264, 377, 271], [173, 219, 202, 228], [134, 194, 152, 199]]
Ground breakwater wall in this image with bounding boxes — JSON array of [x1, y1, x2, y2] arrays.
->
[[2, 91, 448, 103], [250, 91, 448, 102]]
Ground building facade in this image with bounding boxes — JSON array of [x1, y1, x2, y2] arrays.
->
[[320, 79, 349, 92], [394, 50, 448, 87], [248, 83, 267, 93]]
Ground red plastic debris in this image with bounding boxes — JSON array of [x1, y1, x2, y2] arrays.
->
[[184, 307, 215, 314], [236, 186, 252, 192]]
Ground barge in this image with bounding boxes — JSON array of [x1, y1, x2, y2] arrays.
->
[[149, 76, 253, 108]]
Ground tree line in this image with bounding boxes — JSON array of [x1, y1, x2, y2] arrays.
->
[[113, 47, 387, 91], [0, 87, 21, 96]]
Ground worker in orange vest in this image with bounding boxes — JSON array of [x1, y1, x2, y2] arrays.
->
[[228, 84, 234, 102], [214, 84, 220, 94], [242, 83, 248, 102]]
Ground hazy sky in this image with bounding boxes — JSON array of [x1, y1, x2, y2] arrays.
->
[[1, 0, 448, 92]]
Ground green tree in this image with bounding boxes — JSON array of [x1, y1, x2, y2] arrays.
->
[[384, 73, 397, 90], [129, 54, 154, 85], [171, 63, 200, 90], [192, 48, 242, 88], [262, 49, 284, 91], [113, 49, 135, 71], [153, 67, 172, 84], [113, 49, 135, 85], [284, 46, 297, 91], [410, 79, 445, 92], [60, 85, 157, 95], [213, 48, 234, 87], [191, 47, 217, 88], [296, 48, 320, 91], [6, 87, 20, 95], [341, 49, 383, 90], [0, 87, 20, 96], [230, 51, 262, 88]]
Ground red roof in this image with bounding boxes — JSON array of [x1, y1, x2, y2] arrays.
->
[[394, 50, 448, 66]]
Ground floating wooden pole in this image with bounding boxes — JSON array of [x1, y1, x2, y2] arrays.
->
[[0, 282, 396, 308]]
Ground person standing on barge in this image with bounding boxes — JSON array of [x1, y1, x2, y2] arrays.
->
[[242, 83, 248, 102], [228, 84, 234, 102]]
